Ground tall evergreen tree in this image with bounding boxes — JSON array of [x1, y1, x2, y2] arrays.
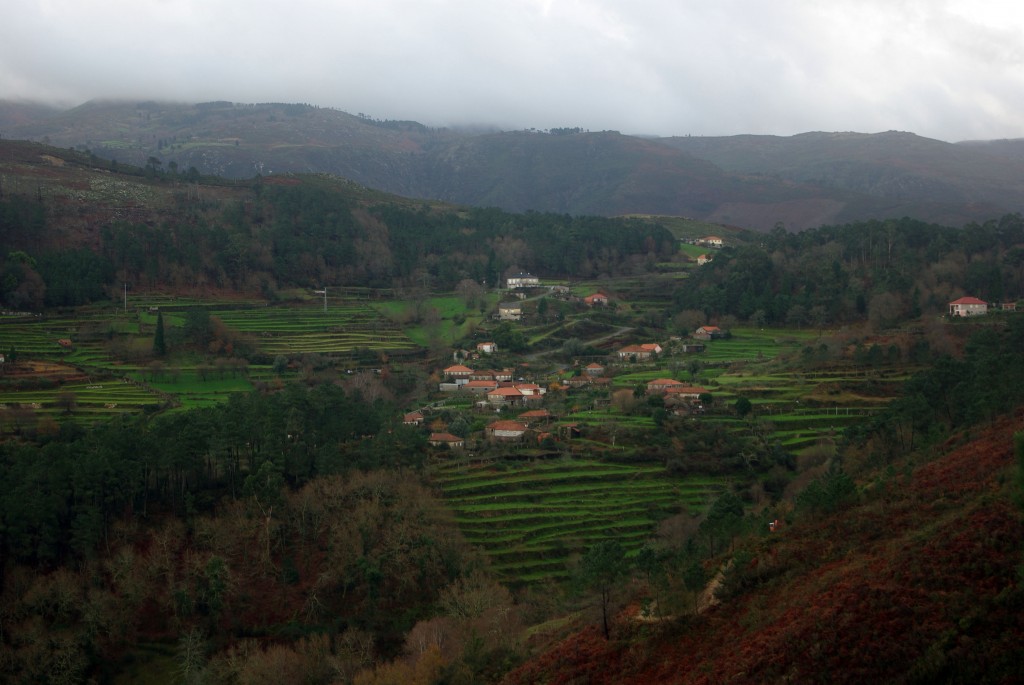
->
[[153, 311, 167, 356]]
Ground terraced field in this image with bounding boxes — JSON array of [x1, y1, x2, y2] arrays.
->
[[212, 305, 419, 355], [0, 298, 423, 430], [432, 457, 723, 583], [698, 327, 819, 362], [0, 378, 162, 429]]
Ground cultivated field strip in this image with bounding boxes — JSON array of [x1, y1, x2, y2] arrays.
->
[[432, 458, 722, 583], [211, 305, 418, 354], [0, 379, 162, 429]]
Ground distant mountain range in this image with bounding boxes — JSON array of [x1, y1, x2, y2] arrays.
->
[[2, 99, 1022, 231]]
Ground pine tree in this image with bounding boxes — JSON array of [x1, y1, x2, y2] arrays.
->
[[153, 311, 167, 356]]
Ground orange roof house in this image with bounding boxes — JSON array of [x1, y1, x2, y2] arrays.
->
[[948, 296, 987, 317], [665, 385, 708, 401], [694, 326, 724, 340], [485, 420, 528, 441], [487, 387, 526, 406], [464, 379, 500, 394], [647, 378, 685, 393], [428, 432, 465, 448], [518, 408, 553, 425], [617, 343, 662, 360]]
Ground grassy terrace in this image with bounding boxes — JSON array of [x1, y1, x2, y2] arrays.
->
[[212, 304, 419, 355], [432, 457, 723, 583], [0, 298, 426, 430], [0, 379, 162, 429]]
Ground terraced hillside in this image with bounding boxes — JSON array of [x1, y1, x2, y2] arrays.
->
[[0, 298, 423, 431], [432, 457, 723, 584], [210, 304, 419, 356]]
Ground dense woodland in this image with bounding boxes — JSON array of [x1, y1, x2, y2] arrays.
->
[[0, 183, 676, 307], [674, 215, 1024, 326]]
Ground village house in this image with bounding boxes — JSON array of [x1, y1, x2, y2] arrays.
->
[[584, 362, 605, 377], [680, 342, 706, 354], [697, 236, 724, 248], [464, 379, 500, 394], [513, 382, 545, 397], [486, 420, 529, 442], [492, 368, 514, 382], [584, 292, 609, 306], [665, 385, 708, 402], [506, 272, 540, 289], [696, 254, 713, 265], [476, 341, 497, 354], [498, 302, 523, 321], [487, 387, 526, 407], [443, 364, 474, 384], [616, 343, 662, 360], [694, 325, 725, 341], [403, 411, 424, 426], [567, 375, 592, 389], [518, 408, 553, 426], [428, 432, 465, 449], [646, 378, 685, 394], [948, 296, 988, 317]]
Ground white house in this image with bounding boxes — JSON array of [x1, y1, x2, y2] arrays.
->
[[506, 272, 540, 289], [948, 296, 987, 317]]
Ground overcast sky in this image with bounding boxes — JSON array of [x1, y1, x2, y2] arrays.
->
[[2, 0, 1023, 141]]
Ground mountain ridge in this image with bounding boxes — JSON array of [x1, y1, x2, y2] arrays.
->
[[2, 98, 1022, 231]]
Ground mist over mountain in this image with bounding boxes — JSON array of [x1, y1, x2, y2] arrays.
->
[[2, 99, 1022, 231]]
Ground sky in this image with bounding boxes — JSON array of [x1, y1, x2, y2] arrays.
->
[[2, 0, 1024, 142]]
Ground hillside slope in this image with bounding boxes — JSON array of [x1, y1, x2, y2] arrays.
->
[[664, 131, 1024, 227], [504, 411, 1024, 684], [4, 100, 1024, 230]]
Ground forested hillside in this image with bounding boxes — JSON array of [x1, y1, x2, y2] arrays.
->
[[673, 215, 1024, 326], [0, 140, 675, 307], [4, 100, 1024, 229]]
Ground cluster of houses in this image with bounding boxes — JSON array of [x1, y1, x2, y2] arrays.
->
[[439, 363, 546, 407], [498, 270, 611, 320], [645, 378, 709, 407], [404, 404, 562, 449], [410, 325, 724, 452]]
